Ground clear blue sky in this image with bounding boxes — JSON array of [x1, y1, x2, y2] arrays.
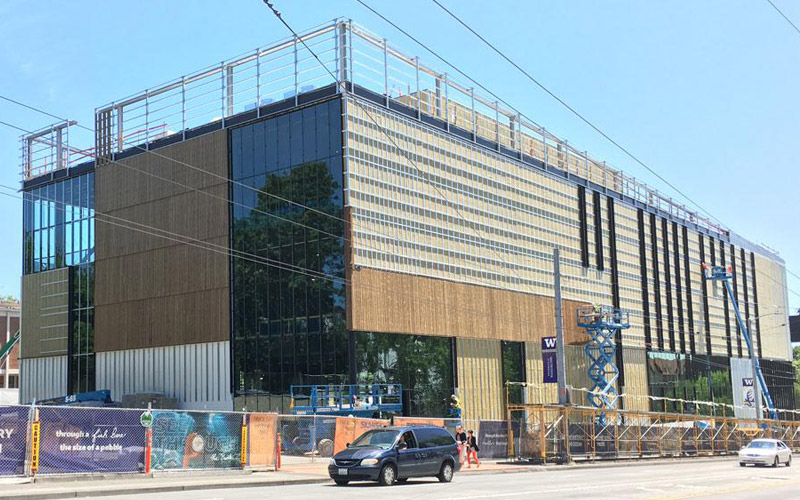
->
[[1, 0, 798, 312]]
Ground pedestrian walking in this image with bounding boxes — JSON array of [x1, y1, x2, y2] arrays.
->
[[455, 425, 467, 465], [465, 430, 480, 468]]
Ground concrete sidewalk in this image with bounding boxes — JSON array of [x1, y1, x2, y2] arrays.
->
[[1, 456, 739, 499]]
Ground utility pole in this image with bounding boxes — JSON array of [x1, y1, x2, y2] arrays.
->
[[553, 248, 568, 405]]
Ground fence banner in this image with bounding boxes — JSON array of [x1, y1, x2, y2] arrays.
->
[[151, 411, 242, 470], [38, 407, 145, 474], [248, 413, 278, 468], [392, 417, 445, 428], [477, 420, 519, 459], [0, 406, 28, 476], [333, 417, 389, 455]]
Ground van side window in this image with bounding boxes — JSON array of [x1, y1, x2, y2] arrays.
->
[[401, 430, 418, 449], [417, 428, 456, 448]]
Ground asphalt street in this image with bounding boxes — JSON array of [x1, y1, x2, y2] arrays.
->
[[83, 459, 800, 500]]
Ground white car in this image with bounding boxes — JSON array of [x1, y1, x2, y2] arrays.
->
[[738, 439, 792, 467]]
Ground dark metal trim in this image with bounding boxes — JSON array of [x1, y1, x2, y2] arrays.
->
[[578, 186, 589, 267]]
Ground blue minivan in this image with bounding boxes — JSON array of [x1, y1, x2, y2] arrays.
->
[[328, 426, 460, 486]]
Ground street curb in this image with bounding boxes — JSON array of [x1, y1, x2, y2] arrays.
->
[[7, 456, 742, 498], [6, 477, 330, 500], [460, 455, 739, 475]]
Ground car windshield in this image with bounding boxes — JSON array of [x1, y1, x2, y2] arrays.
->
[[747, 441, 776, 449], [350, 430, 400, 449]]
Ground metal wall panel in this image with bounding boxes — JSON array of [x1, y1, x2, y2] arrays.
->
[[95, 130, 230, 352], [621, 346, 649, 413], [456, 338, 503, 421], [96, 341, 232, 410], [20, 268, 70, 359], [19, 355, 68, 403]]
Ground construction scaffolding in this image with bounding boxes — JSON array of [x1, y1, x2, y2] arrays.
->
[[507, 403, 800, 463]]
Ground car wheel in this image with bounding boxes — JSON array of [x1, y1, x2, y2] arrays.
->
[[774, 456, 779, 468], [787, 455, 792, 467], [334, 479, 349, 486], [739, 462, 746, 467], [437, 461, 454, 483], [378, 464, 396, 486]]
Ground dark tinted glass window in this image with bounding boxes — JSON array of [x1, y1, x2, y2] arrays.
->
[[22, 172, 96, 395], [231, 98, 346, 413], [647, 352, 732, 415], [417, 428, 455, 448], [355, 332, 454, 417], [502, 340, 525, 405]]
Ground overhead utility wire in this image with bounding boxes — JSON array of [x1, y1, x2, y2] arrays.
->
[[0, 117, 528, 306], [0, 187, 540, 324], [429, 0, 727, 231], [0, 95, 553, 295], [260, 0, 553, 296], [352, 1, 800, 302], [765, 0, 800, 36]]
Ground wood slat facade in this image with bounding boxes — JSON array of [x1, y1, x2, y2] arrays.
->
[[94, 130, 230, 352]]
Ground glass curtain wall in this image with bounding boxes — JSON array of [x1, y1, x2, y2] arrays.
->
[[23, 172, 95, 273], [23, 172, 95, 394], [70, 263, 95, 394], [354, 332, 454, 417], [501, 340, 525, 405], [761, 359, 796, 416], [231, 98, 346, 413], [647, 352, 733, 415]]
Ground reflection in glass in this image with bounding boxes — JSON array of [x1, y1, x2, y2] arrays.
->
[[354, 332, 454, 418], [502, 340, 525, 405], [647, 352, 732, 415], [231, 99, 347, 413]]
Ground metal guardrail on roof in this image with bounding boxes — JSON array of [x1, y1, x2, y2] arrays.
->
[[23, 18, 726, 238]]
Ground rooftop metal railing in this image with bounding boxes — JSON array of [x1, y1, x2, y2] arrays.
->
[[22, 18, 726, 237]]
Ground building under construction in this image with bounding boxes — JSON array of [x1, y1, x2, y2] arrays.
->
[[18, 19, 794, 419]]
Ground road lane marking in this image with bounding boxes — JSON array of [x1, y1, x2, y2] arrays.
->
[[645, 477, 800, 500]]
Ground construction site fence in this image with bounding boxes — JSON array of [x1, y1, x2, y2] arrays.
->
[[508, 404, 800, 463], [0, 405, 472, 477]]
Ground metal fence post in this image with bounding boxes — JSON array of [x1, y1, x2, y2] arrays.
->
[[181, 77, 186, 141], [294, 36, 299, 107], [538, 407, 546, 463], [415, 56, 421, 118], [383, 38, 389, 107], [256, 48, 262, 117], [220, 62, 226, 127], [145, 91, 150, 150]]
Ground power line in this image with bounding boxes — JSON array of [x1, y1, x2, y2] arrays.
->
[[260, 1, 551, 298], [429, 0, 729, 232], [353, 1, 800, 302], [765, 0, 800, 36], [1, 95, 554, 295]]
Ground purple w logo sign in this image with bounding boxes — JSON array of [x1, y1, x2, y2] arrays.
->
[[541, 337, 557, 351]]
